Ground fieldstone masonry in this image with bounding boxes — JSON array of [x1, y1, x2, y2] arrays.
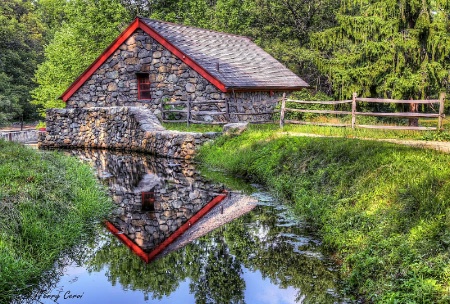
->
[[39, 106, 219, 159], [40, 28, 290, 153], [68, 150, 224, 252]]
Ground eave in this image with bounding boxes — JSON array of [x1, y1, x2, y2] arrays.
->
[[229, 85, 309, 92]]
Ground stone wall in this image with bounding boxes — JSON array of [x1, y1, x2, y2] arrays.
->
[[66, 29, 286, 123], [0, 129, 38, 143], [39, 106, 218, 159]]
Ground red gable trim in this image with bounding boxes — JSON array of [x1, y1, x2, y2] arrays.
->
[[60, 18, 140, 102], [60, 17, 227, 102], [104, 192, 227, 264]]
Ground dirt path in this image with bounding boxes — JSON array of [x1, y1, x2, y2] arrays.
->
[[281, 132, 450, 154]]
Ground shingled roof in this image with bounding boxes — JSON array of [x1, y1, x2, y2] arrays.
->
[[140, 18, 308, 90], [60, 17, 308, 101]]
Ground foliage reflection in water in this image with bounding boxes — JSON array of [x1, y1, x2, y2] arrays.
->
[[15, 150, 351, 304]]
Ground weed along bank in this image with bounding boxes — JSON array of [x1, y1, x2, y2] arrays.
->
[[39, 17, 308, 156]]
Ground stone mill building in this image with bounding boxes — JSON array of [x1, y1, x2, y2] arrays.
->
[[40, 17, 308, 157]]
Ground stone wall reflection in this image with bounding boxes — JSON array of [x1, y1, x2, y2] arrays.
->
[[68, 150, 224, 252]]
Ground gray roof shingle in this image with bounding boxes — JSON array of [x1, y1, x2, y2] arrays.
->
[[141, 18, 309, 90]]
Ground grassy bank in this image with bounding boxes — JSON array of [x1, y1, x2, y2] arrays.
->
[[197, 127, 450, 303], [0, 141, 112, 302], [163, 122, 450, 142]]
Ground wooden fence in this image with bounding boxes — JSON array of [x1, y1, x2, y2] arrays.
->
[[160, 99, 275, 125], [279, 92, 447, 131]]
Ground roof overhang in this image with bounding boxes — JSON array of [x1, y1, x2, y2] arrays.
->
[[229, 86, 309, 92], [59, 17, 228, 102]]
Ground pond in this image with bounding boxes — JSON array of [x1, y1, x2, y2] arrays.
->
[[14, 150, 352, 304]]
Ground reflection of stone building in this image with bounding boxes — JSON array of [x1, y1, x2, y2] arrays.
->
[[69, 150, 224, 253]]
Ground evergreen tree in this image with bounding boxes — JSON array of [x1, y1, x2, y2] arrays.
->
[[312, 0, 450, 100], [0, 0, 45, 125]]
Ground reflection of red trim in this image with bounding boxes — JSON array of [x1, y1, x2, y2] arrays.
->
[[147, 192, 227, 262], [105, 192, 227, 263], [105, 221, 149, 263]]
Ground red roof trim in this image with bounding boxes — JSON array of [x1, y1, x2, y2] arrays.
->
[[60, 17, 228, 102], [60, 18, 140, 102], [105, 220, 150, 263], [104, 192, 227, 264], [137, 19, 227, 93], [146, 192, 227, 263]]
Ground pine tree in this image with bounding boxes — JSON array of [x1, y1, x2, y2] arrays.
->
[[312, 0, 450, 100]]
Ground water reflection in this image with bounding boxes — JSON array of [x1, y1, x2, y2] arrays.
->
[[69, 149, 234, 262], [15, 150, 350, 304]]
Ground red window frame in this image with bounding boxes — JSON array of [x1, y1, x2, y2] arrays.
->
[[137, 74, 151, 100]]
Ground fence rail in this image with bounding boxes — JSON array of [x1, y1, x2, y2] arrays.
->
[[160, 99, 275, 125], [279, 92, 446, 131]]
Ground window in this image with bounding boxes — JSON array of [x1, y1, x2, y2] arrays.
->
[[137, 73, 151, 100], [141, 190, 155, 212]]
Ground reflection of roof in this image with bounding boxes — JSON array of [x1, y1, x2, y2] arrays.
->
[[106, 192, 257, 263], [159, 193, 257, 257]]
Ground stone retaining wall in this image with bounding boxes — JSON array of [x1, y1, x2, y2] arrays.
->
[[0, 129, 37, 143], [39, 106, 219, 159]]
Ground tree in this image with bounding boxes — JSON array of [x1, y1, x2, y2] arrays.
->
[[312, 0, 450, 100], [32, 0, 130, 114], [0, 0, 45, 124]]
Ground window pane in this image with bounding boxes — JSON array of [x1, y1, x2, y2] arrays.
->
[[139, 83, 150, 91], [140, 90, 151, 99], [137, 74, 151, 100]]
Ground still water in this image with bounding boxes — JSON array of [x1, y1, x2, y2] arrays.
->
[[14, 150, 351, 304]]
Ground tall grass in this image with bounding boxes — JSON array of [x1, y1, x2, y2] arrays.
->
[[197, 129, 450, 302], [0, 140, 113, 302]]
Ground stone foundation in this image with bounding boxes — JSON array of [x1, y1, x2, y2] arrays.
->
[[0, 129, 37, 143], [38, 106, 219, 159]]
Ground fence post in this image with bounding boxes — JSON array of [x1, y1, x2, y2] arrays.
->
[[438, 92, 446, 131], [279, 93, 286, 129], [186, 100, 191, 127], [225, 99, 230, 123], [351, 92, 357, 129], [160, 99, 164, 121]]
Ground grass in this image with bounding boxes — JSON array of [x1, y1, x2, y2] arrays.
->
[[0, 140, 113, 302], [162, 122, 223, 133], [162, 120, 450, 142], [196, 126, 450, 303]]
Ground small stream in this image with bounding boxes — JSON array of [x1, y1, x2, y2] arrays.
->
[[14, 150, 352, 304]]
